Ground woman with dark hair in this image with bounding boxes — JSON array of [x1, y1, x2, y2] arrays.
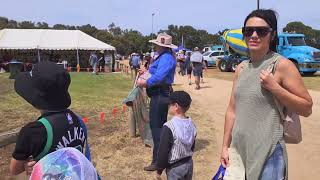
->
[[220, 9, 313, 180]]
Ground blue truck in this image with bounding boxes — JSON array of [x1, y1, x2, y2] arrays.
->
[[218, 29, 320, 75]]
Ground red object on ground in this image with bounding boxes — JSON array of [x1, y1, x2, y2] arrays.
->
[[83, 117, 88, 123], [122, 105, 126, 113], [100, 112, 105, 123], [112, 107, 118, 118]]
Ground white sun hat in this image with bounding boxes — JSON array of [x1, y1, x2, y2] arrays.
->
[[149, 33, 177, 49]]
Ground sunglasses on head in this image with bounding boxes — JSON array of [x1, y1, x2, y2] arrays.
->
[[242, 27, 273, 37]]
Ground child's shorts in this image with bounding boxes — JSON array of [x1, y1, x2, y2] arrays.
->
[[166, 158, 193, 180]]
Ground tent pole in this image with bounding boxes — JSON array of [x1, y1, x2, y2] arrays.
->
[[76, 49, 80, 72], [77, 49, 80, 65], [37, 49, 41, 62]]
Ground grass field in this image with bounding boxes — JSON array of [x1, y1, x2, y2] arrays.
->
[[1, 69, 319, 179], [0, 72, 139, 178], [0, 71, 209, 179], [0, 73, 133, 133], [205, 68, 320, 91]]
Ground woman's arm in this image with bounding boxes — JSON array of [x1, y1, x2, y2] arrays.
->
[[260, 58, 313, 117]]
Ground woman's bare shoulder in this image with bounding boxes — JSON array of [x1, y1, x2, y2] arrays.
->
[[276, 56, 297, 72]]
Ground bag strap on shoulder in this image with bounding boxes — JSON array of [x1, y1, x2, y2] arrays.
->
[[268, 53, 282, 74], [35, 118, 53, 161], [269, 54, 287, 119]]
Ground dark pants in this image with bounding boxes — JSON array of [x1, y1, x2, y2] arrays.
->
[[179, 61, 186, 76], [166, 158, 193, 180], [149, 92, 170, 164]]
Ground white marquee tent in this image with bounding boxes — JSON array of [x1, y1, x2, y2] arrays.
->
[[0, 29, 116, 64]]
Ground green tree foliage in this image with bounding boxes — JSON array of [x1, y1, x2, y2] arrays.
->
[[7, 20, 18, 28], [108, 23, 122, 36], [36, 22, 49, 29], [283, 22, 320, 48], [0, 17, 9, 29], [77, 24, 98, 37], [6, 16, 320, 57], [18, 21, 35, 29], [53, 24, 67, 29], [160, 25, 221, 49]]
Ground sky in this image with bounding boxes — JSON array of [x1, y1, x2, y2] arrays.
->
[[0, 0, 319, 35]]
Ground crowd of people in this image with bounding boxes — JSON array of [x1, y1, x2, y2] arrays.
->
[[176, 48, 207, 89], [7, 9, 314, 180], [130, 47, 208, 91], [88, 50, 113, 74]]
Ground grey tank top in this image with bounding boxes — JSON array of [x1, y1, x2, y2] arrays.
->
[[231, 52, 288, 180]]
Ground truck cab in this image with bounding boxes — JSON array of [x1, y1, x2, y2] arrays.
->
[[277, 33, 320, 75]]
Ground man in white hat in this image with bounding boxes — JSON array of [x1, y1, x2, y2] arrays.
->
[[137, 33, 177, 171], [129, 53, 141, 78]]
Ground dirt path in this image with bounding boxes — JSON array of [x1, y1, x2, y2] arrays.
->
[[174, 74, 320, 180]]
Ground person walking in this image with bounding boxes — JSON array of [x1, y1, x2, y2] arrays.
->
[[104, 51, 113, 73], [185, 52, 193, 85], [220, 9, 313, 180], [177, 50, 186, 76], [129, 53, 141, 78], [89, 51, 98, 74], [136, 33, 177, 171], [190, 47, 204, 90]]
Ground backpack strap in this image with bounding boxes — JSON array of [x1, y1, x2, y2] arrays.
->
[[34, 118, 53, 161], [76, 116, 102, 180], [77, 115, 91, 161]]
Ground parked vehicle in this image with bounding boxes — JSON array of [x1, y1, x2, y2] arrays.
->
[[218, 29, 320, 74], [202, 45, 223, 52], [203, 51, 225, 67]]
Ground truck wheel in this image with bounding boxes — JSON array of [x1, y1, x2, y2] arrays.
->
[[218, 60, 228, 72], [303, 72, 316, 76], [231, 62, 238, 72], [292, 60, 299, 70]]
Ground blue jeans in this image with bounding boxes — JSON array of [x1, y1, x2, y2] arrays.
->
[[149, 94, 170, 164], [92, 62, 97, 73], [260, 143, 285, 180]]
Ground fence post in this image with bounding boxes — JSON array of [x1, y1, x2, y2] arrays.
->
[[129, 108, 136, 137]]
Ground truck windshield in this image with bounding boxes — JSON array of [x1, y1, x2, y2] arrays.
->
[[203, 52, 211, 56], [287, 37, 306, 46]]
